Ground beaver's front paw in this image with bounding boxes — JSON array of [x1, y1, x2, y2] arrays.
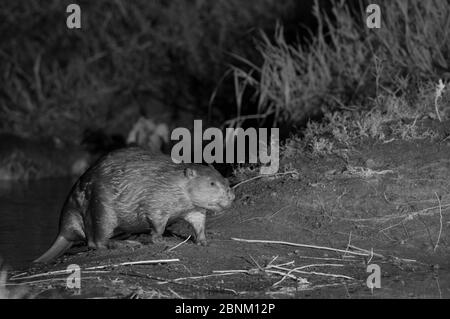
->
[[195, 238, 208, 246]]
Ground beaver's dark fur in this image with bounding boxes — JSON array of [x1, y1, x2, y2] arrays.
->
[[34, 147, 235, 263]]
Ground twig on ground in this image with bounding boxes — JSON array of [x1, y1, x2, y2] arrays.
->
[[347, 245, 384, 259], [378, 220, 406, 233], [296, 256, 357, 262], [268, 205, 291, 220], [272, 264, 346, 286], [10, 269, 75, 281], [168, 287, 184, 299], [167, 236, 191, 252], [231, 237, 369, 257], [434, 192, 443, 252], [248, 255, 264, 271], [265, 270, 299, 280], [213, 266, 299, 281], [5, 276, 100, 286], [84, 259, 180, 270], [434, 79, 445, 122], [435, 276, 442, 299], [10, 259, 180, 281], [270, 265, 353, 287], [158, 272, 238, 284], [345, 232, 353, 255]]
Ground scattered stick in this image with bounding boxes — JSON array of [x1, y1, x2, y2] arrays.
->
[[232, 237, 418, 267], [287, 263, 344, 270], [212, 270, 250, 274], [265, 270, 299, 280], [157, 272, 239, 284], [167, 287, 184, 299], [435, 276, 442, 299], [434, 79, 445, 122], [5, 276, 100, 286], [10, 269, 74, 281], [347, 245, 384, 259], [9, 272, 27, 279], [434, 192, 443, 252], [349, 245, 418, 264], [346, 232, 353, 254], [272, 264, 345, 286], [296, 256, 357, 262], [211, 261, 352, 288], [84, 259, 180, 270], [268, 205, 291, 221], [345, 166, 394, 178], [378, 220, 406, 233], [272, 264, 352, 286], [231, 238, 369, 257], [213, 266, 298, 281], [167, 236, 191, 252], [9, 259, 179, 281]]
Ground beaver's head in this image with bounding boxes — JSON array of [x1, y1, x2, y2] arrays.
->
[[184, 166, 235, 212]]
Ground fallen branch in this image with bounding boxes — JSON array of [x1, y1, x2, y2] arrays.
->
[[296, 256, 357, 262], [10, 269, 73, 281], [347, 245, 384, 259], [167, 236, 191, 252], [231, 237, 369, 257], [5, 276, 100, 286], [10, 259, 179, 281], [434, 192, 443, 252], [84, 259, 180, 270], [272, 265, 353, 286], [212, 261, 352, 288], [348, 244, 418, 264], [157, 272, 238, 284]]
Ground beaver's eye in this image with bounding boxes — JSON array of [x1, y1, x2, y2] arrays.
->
[[210, 181, 216, 186]]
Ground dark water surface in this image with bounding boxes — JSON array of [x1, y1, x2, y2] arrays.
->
[[0, 178, 74, 269]]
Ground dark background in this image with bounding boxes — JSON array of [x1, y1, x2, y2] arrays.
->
[[0, 0, 326, 145]]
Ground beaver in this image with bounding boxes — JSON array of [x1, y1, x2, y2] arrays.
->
[[34, 147, 235, 263]]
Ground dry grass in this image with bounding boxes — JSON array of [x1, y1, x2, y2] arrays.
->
[[279, 84, 445, 159], [227, 0, 450, 128], [0, 0, 296, 141]]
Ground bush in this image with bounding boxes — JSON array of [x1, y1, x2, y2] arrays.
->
[[0, 0, 296, 141], [229, 0, 450, 127]]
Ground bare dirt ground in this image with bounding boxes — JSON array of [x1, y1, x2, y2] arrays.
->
[[8, 133, 450, 299]]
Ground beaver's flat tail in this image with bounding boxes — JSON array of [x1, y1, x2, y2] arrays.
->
[[33, 236, 72, 263]]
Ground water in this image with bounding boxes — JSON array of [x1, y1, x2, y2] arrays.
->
[[0, 178, 74, 269]]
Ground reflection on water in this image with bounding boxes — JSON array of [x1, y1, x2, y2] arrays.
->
[[0, 178, 74, 269]]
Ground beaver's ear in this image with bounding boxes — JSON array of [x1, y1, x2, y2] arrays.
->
[[184, 167, 197, 179]]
